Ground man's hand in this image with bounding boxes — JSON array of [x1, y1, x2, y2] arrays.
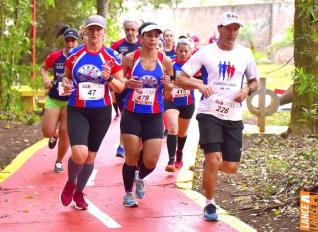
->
[[198, 83, 213, 98], [234, 86, 249, 102]]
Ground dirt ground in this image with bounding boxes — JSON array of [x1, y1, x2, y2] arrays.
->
[[0, 119, 301, 232]]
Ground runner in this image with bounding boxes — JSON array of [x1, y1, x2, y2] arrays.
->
[[121, 22, 173, 207], [111, 18, 141, 158], [40, 26, 79, 173], [176, 12, 258, 221], [59, 15, 124, 210], [163, 29, 176, 59], [164, 38, 199, 172]]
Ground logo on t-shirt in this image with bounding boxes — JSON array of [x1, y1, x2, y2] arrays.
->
[[77, 64, 103, 83], [218, 61, 235, 81], [139, 75, 159, 88]]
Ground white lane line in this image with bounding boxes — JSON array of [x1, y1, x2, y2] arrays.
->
[[87, 199, 122, 228], [87, 169, 98, 186]]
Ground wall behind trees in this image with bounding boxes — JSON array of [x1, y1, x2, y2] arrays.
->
[[133, 2, 294, 50]]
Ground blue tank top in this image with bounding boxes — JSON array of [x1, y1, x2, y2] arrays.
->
[[124, 49, 164, 113]]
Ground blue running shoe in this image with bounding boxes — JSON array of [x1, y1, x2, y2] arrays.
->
[[116, 145, 125, 158], [123, 193, 138, 208], [135, 170, 145, 199], [203, 204, 218, 221]]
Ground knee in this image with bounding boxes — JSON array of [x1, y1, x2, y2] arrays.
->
[[42, 128, 54, 138], [143, 157, 157, 169], [222, 162, 239, 174], [168, 127, 178, 135], [204, 154, 222, 168]]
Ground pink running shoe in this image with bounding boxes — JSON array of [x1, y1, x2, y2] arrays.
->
[[60, 182, 76, 206], [175, 161, 183, 169], [73, 191, 88, 210]]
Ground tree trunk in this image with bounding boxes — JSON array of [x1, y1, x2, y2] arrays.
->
[[290, 0, 318, 135], [97, 0, 109, 19]]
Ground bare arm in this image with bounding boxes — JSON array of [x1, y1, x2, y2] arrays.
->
[[101, 64, 125, 93], [162, 55, 174, 99], [122, 52, 142, 90], [40, 64, 53, 89], [234, 78, 258, 103]]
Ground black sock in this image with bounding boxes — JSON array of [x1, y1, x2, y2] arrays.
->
[[137, 148, 143, 169], [112, 103, 119, 115], [167, 134, 177, 164], [122, 163, 138, 192], [67, 157, 83, 184], [177, 135, 187, 152], [139, 162, 155, 179], [76, 163, 94, 192]]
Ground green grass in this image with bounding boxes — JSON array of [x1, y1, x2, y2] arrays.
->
[[257, 63, 294, 91], [243, 111, 290, 126]]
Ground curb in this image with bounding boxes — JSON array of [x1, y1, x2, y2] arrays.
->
[[0, 138, 47, 183]]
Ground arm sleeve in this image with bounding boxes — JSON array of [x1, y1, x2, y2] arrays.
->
[[244, 48, 258, 80]]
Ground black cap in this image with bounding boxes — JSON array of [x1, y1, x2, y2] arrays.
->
[[64, 28, 79, 40]]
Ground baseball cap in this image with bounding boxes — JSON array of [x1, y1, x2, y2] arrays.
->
[[63, 28, 79, 40], [85, 15, 106, 29], [139, 22, 162, 35], [218, 12, 244, 27]]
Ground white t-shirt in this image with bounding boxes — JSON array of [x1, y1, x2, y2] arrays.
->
[[182, 43, 258, 121]]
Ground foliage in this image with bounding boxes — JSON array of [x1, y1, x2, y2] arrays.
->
[[238, 19, 268, 50], [292, 67, 318, 129], [266, 26, 294, 56], [136, 0, 183, 8], [0, 0, 41, 112]]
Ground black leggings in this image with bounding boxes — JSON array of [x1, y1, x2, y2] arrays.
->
[[67, 105, 112, 152]]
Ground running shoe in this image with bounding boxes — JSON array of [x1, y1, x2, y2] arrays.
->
[[135, 170, 145, 199], [73, 191, 88, 210], [123, 192, 138, 208], [54, 162, 64, 173], [165, 164, 175, 172], [60, 182, 76, 206], [203, 203, 218, 221], [174, 161, 183, 169], [48, 136, 58, 149], [116, 145, 125, 158], [114, 114, 120, 120]]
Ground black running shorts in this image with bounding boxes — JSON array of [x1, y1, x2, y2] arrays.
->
[[67, 105, 112, 152], [163, 99, 195, 119], [120, 110, 163, 141], [196, 113, 243, 162]]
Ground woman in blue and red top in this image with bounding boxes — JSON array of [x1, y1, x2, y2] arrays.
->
[[59, 15, 124, 210], [40, 26, 79, 173], [163, 29, 176, 59], [121, 22, 173, 207], [164, 38, 202, 172]]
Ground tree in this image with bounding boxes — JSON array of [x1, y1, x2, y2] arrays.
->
[[289, 0, 318, 135]]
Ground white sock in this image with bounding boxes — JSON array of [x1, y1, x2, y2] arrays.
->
[[206, 198, 215, 206]]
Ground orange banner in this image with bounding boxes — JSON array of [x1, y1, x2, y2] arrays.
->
[[300, 191, 318, 231]]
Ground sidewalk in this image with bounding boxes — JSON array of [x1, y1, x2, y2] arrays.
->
[[0, 117, 256, 232]]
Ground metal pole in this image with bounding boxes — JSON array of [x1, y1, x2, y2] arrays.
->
[[31, 0, 36, 80]]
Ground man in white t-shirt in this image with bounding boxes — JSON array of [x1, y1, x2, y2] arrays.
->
[[176, 12, 258, 221]]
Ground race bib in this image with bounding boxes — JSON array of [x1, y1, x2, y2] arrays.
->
[[210, 96, 241, 120], [132, 88, 156, 105], [172, 87, 190, 98], [58, 81, 68, 96], [79, 82, 105, 100]]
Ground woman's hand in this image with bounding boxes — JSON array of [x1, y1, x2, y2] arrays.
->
[[101, 63, 112, 82], [125, 76, 143, 92], [62, 78, 73, 96]]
